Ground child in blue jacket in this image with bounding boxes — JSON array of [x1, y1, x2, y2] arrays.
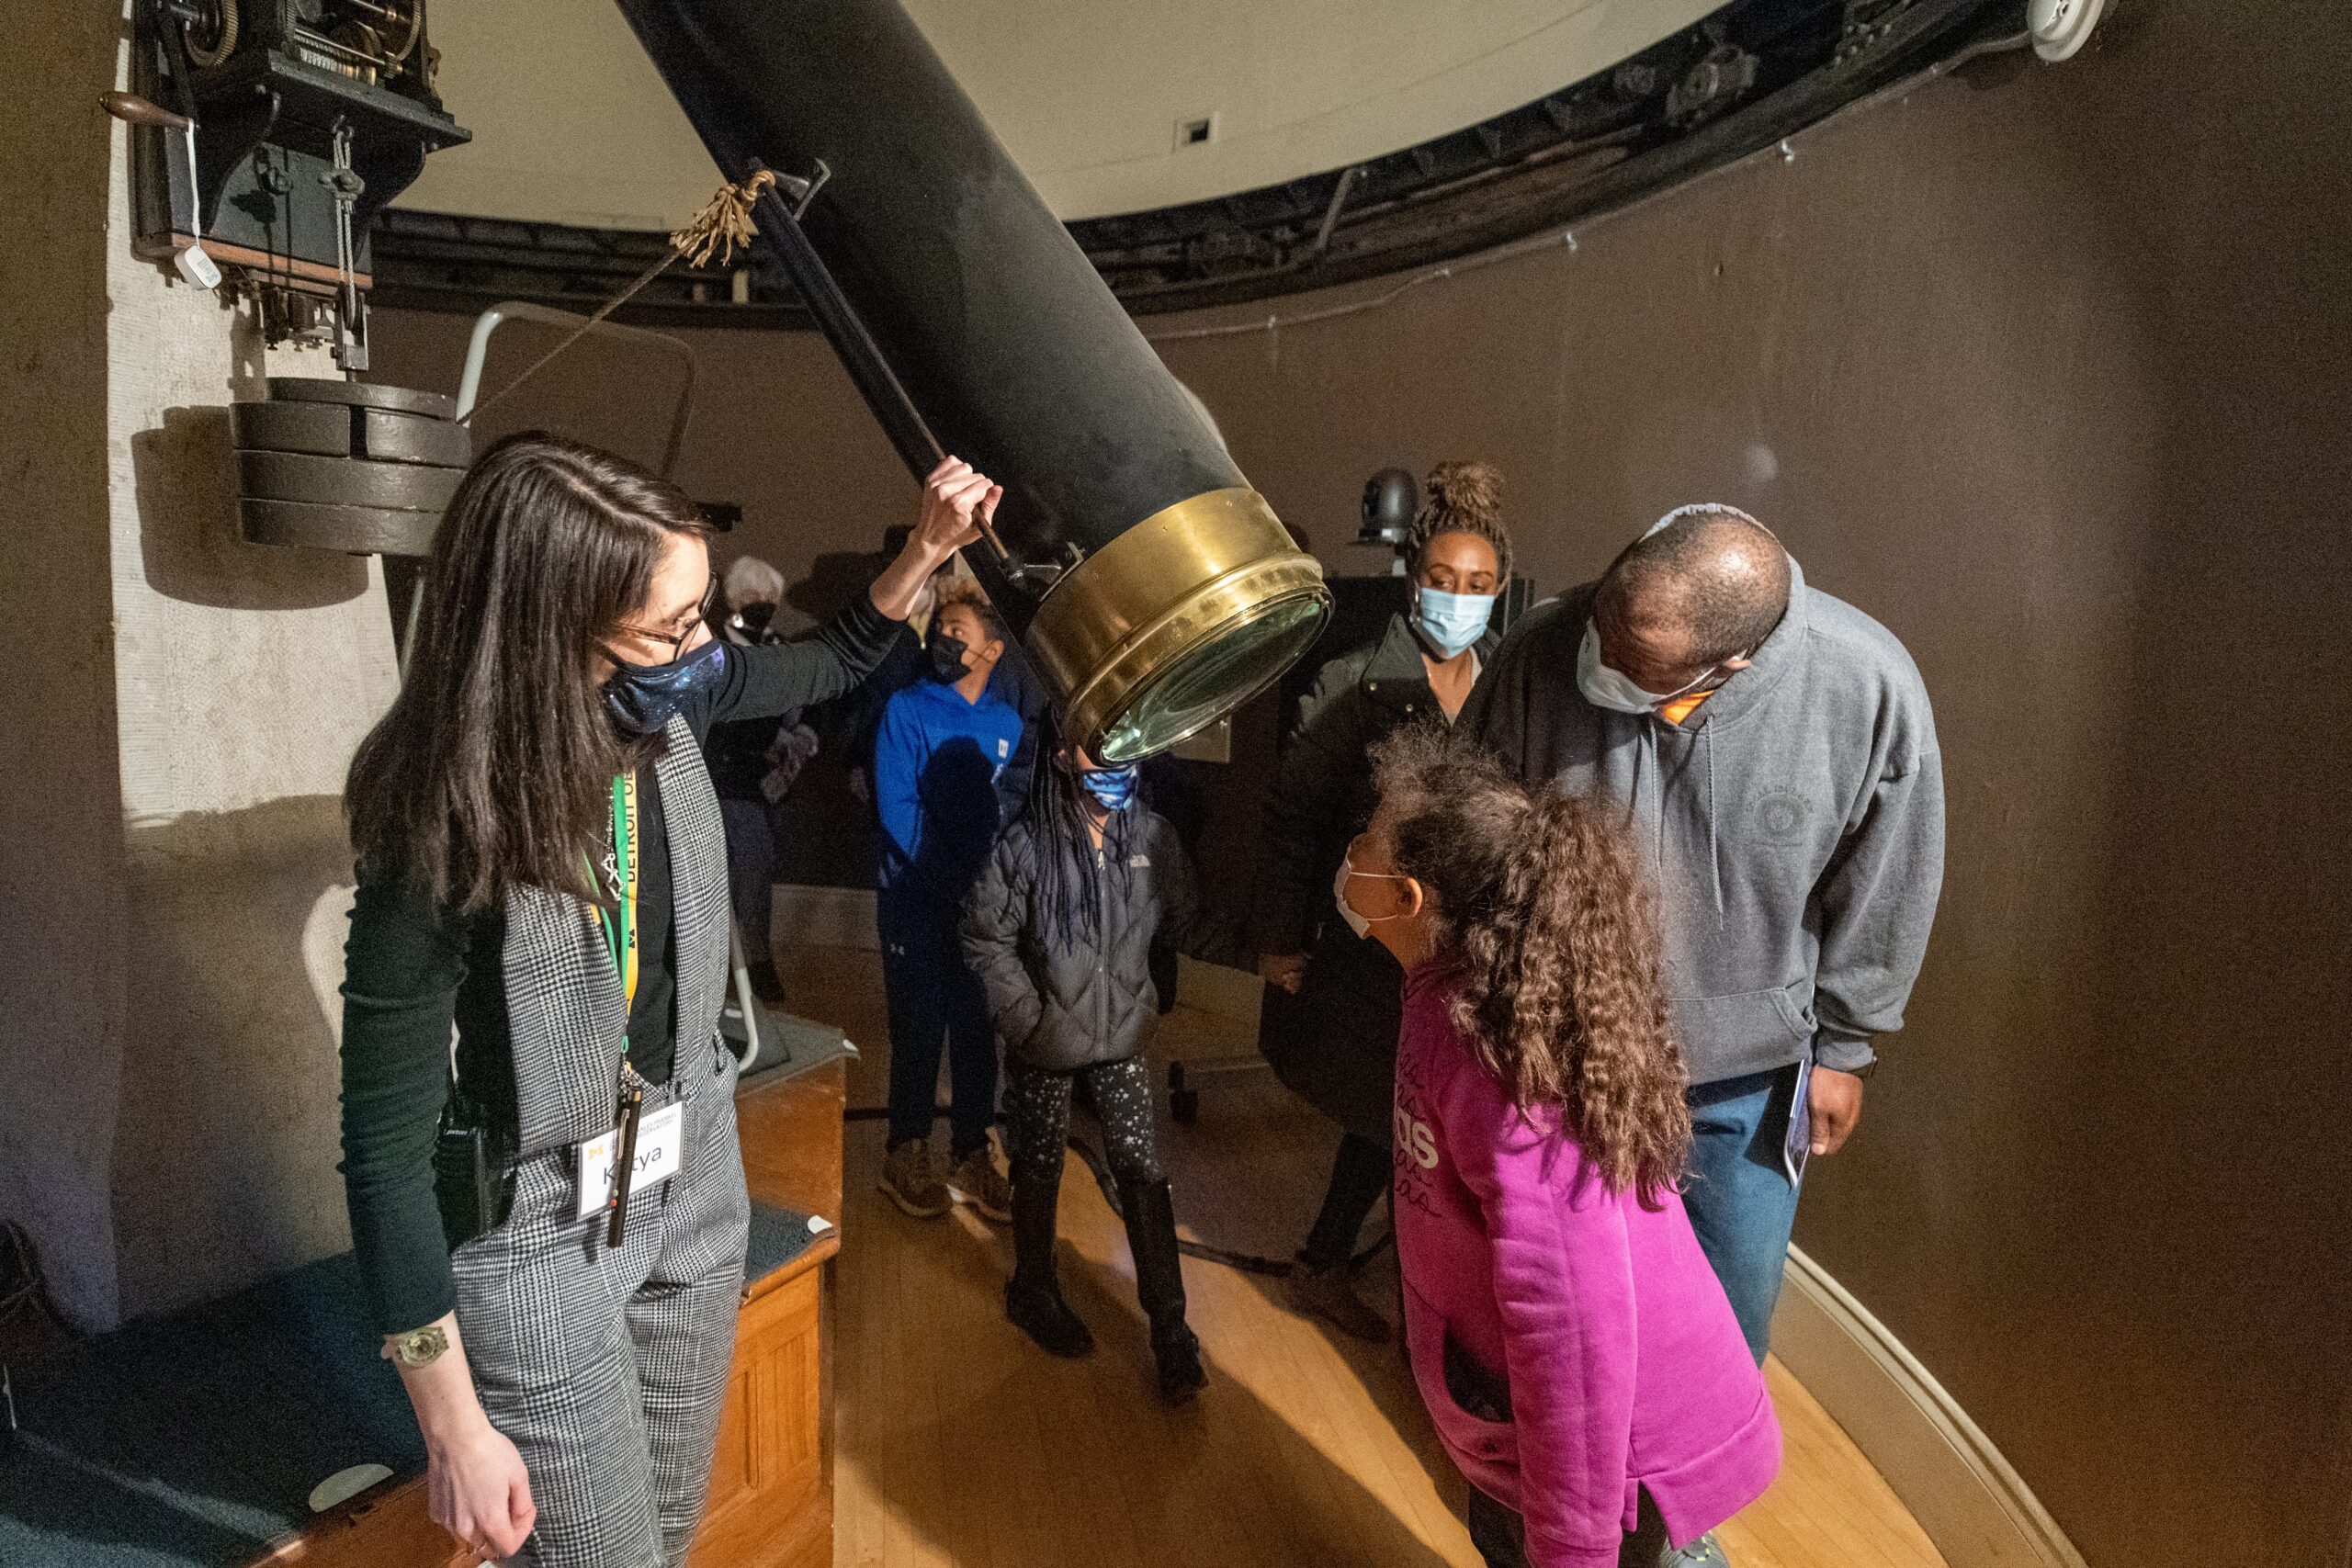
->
[[873, 583, 1026, 1224]]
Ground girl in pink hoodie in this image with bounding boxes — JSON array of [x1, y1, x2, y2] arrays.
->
[[1342, 729, 1781, 1568]]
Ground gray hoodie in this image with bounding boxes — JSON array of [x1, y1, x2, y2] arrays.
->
[[1460, 558, 1943, 1083]]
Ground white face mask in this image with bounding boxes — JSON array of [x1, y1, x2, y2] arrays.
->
[[1333, 852, 1416, 940], [1580, 502, 1776, 714], [1576, 622, 1732, 716]]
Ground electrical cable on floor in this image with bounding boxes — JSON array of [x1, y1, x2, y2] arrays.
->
[[1062, 1134, 1392, 1280], [842, 1104, 1391, 1277]]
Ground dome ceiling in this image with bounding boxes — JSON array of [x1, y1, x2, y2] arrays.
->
[[397, 0, 1721, 227], [375, 1, 2018, 320]]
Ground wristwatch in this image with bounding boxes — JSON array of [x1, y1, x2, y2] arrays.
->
[[382, 1324, 450, 1368]]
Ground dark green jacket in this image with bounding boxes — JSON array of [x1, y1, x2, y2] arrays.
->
[[1251, 612, 1499, 1142]]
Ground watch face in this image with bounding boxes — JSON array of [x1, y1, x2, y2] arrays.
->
[[398, 1325, 447, 1364]]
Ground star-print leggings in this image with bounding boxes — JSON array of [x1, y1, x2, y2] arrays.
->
[[1001, 1056, 1165, 1191]]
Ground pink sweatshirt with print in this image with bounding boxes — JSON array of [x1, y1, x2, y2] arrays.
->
[[1393, 963, 1781, 1566]]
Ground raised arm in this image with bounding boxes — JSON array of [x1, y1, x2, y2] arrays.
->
[[691, 456, 1001, 733]]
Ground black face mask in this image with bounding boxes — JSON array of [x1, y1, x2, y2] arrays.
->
[[927, 633, 970, 683]]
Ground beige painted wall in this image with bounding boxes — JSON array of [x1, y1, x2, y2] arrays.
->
[[379, 7, 2352, 1563], [1, 12, 404, 1329], [0, 2, 130, 1333]]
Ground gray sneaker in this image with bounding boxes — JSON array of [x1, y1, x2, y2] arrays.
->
[[1659, 1534, 1730, 1566]]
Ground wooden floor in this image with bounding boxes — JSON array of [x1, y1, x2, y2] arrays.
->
[[778, 944, 1946, 1568]]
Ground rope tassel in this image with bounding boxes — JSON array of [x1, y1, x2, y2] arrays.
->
[[670, 167, 776, 268], [466, 168, 781, 423]]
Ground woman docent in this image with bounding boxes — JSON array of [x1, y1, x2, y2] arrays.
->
[[336, 433, 998, 1564]]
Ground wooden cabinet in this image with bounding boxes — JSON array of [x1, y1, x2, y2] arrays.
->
[[232, 1062, 847, 1568], [689, 1261, 829, 1568]]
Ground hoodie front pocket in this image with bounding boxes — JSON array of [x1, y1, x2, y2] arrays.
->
[[1403, 1282, 1519, 1469], [1668, 981, 1815, 1057]]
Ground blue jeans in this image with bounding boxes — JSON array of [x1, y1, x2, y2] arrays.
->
[[879, 891, 998, 1160], [1683, 1063, 1804, 1364]]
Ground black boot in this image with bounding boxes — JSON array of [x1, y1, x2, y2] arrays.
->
[[1121, 1179, 1206, 1404], [1004, 1172, 1092, 1358]]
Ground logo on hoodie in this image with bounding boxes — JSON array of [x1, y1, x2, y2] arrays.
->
[[1395, 1106, 1439, 1169], [1750, 786, 1811, 847]]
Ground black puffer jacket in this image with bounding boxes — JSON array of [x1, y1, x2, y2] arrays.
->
[[962, 807, 1249, 1071]]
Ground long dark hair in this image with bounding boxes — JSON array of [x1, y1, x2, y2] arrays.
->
[[1026, 714, 1123, 953], [1372, 727, 1690, 1203], [346, 432, 711, 912]]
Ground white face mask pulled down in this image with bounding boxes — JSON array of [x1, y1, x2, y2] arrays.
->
[[1577, 501, 1777, 715], [1576, 623, 1734, 716], [1333, 853, 1417, 941]]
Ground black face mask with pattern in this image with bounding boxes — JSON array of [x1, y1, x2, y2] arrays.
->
[[604, 638, 728, 735]]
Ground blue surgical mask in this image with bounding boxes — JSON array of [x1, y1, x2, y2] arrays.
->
[[1079, 763, 1139, 813], [1411, 584, 1496, 660], [604, 637, 728, 736]]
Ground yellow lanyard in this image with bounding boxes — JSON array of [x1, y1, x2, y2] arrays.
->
[[586, 773, 639, 1012]]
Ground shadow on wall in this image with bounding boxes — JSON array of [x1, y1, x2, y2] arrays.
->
[[130, 403, 371, 611], [107, 795, 359, 1319]]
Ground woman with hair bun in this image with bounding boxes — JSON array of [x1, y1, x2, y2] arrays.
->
[[1253, 460, 1514, 1341], [1349, 728, 1779, 1568]]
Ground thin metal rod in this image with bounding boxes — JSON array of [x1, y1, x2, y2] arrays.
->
[[399, 570, 425, 682], [1310, 164, 1365, 256]]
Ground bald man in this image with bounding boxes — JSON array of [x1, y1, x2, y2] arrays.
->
[[1463, 506, 1944, 1383]]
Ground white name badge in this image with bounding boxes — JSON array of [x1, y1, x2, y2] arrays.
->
[[576, 1101, 685, 1221]]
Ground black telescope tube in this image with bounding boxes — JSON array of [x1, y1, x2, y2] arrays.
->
[[616, 0, 1240, 623], [616, 0, 1329, 759]]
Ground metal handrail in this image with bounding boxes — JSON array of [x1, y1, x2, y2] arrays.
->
[[453, 299, 697, 479]]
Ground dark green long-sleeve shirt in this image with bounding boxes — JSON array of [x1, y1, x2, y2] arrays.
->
[[338, 601, 899, 1336]]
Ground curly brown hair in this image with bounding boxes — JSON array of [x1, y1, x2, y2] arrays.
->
[[1371, 727, 1690, 1203], [1404, 459, 1513, 584]]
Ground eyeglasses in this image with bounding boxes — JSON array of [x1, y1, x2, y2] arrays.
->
[[616, 575, 718, 662]]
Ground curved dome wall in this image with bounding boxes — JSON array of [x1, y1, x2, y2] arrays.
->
[[370, 10, 2352, 1564]]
